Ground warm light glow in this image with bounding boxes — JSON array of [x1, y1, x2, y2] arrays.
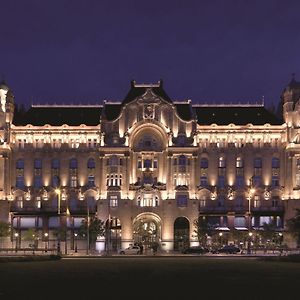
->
[[55, 189, 61, 195]]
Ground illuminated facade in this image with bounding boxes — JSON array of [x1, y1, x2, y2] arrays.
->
[[0, 79, 300, 252]]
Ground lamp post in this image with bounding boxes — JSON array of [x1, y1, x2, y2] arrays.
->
[[219, 232, 223, 246], [247, 177, 255, 254], [44, 232, 49, 253], [14, 232, 19, 253], [55, 189, 61, 255], [74, 233, 78, 253]]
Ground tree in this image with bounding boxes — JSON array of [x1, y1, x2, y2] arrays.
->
[[79, 216, 105, 248], [0, 221, 10, 248], [286, 208, 300, 247], [193, 217, 216, 247], [23, 228, 39, 251]]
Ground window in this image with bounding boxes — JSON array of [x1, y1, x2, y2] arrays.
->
[[272, 158, 280, 168], [87, 158, 95, 169], [88, 175, 95, 187], [200, 158, 208, 169], [271, 157, 280, 187], [254, 195, 261, 208], [51, 159, 60, 169], [109, 195, 118, 207], [16, 159, 25, 189], [199, 198, 206, 207], [219, 157, 226, 168], [176, 194, 188, 207], [254, 158, 262, 168], [234, 217, 246, 227], [218, 176, 225, 188], [16, 159, 24, 169], [272, 197, 279, 208], [200, 176, 208, 187], [70, 176, 77, 188], [36, 196, 42, 209], [236, 176, 244, 187], [34, 177, 42, 189], [70, 158, 77, 169], [17, 196, 23, 209]]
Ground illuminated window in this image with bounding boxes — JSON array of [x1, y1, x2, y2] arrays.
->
[[219, 157, 226, 168], [254, 196, 261, 208], [17, 196, 23, 208], [109, 195, 118, 207]]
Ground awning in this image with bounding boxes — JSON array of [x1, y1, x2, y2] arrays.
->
[[216, 227, 230, 231], [234, 227, 248, 231]]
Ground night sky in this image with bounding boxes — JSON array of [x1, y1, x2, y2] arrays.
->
[[1, 0, 300, 109]]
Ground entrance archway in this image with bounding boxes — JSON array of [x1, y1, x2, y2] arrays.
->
[[174, 217, 190, 251], [133, 213, 161, 251]]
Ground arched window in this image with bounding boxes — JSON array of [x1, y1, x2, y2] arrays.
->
[[200, 158, 208, 169], [87, 158, 95, 169]]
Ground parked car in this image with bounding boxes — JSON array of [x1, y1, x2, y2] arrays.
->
[[118, 245, 141, 255], [212, 245, 241, 254], [182, 246, 209, 254]]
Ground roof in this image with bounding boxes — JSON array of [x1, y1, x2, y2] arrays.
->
[[13, 105, 102, 126], [102, 103, 122, 121], [175, 103, 194, 121], [194, 105, 283, 125], [122, 80, 172, 105]]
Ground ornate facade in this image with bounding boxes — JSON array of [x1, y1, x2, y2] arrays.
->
[[0, 79, 300, 252]]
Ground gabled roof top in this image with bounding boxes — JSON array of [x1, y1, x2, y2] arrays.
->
[[194, 104, 283, 125], [13, 105, 102, 126], [122, 80, 172, 105]]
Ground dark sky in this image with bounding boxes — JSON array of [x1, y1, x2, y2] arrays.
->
[[1, 0, 300, 109]]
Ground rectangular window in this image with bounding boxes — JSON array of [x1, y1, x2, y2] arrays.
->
[[88, 175, 95, 187], [36, 197, 42, 209], [34, 177, 42, 189], [70, 176, 77, 188], [236, 176, 244, 188], [110, 195, 118, 207], [254, 196, 261, 208], [272, 197, 279, 208], [234, 217, 246, 227], [16, 176, 25, 189], [199, 199, 206, 207], [218, 176, 225, 188], [17, 196, 23, 209], [176, 194, 188, 207], [200, 176, 208, 187]]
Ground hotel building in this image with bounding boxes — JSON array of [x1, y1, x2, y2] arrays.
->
[[0, 78, 299, 252]]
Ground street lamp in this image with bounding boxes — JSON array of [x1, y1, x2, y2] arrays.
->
[[14, 232, 19, 253], [247, 177, 255, 254], [55, 189, 61, 255], [44, 232, 49, 253], [74, 233, 78, 253], [219, 232, 223, 246]]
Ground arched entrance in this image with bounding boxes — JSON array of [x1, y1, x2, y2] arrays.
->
[[133, 213, 161, 251], [174, 217, 190, 251]]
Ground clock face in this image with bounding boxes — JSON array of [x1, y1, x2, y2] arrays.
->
[[144, 104, 154, 119]]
